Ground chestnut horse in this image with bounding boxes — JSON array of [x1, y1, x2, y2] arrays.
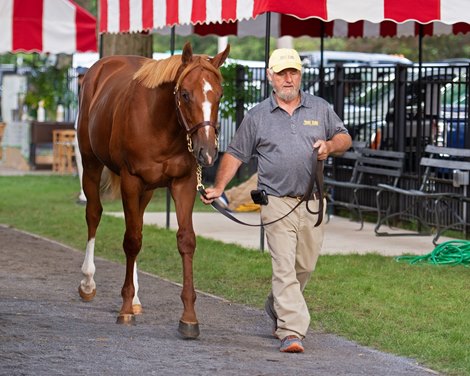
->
[[77, 43, 229, 338]]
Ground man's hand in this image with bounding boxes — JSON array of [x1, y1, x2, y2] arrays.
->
[[314, 134, 352, 160], [200, 153, 242, 205], [313, 140, 330, 160], [200, 186, 224, 205]]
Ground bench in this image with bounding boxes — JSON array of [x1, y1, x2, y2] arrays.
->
[[324, 147, 406, 230], [324, 140, 366, 178], [324, 141, 365, 222], [375, 145, 470, 244]]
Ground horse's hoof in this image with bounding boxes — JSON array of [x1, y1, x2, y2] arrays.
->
[[78, 286, 96, 301], [116, 314, 135, 325], [178, 320, 200, 339], [132, 304, 143, 315]]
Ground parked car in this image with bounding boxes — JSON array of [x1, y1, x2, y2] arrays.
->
[[440, 72, 468, 148], [342, 64, 466, 150], [299, 50, 412, 67]]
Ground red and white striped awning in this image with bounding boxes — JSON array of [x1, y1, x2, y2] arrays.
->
[[99, 0, 470, 38], [0, 0, 97, 54], [149, 13, 470, 39]]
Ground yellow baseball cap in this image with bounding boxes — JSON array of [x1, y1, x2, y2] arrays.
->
[[268, 48, 302, 73]]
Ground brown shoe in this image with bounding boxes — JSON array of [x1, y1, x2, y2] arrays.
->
[[280, 335, 304, 353]]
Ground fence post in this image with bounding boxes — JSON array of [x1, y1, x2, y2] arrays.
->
[[333, 64, 345, 121], [234, 65, 253, 181], [465, 64, 470, 150], [235, 65, 245, 131], [394, 64, 407, 153], [465, 63, 470, 236]]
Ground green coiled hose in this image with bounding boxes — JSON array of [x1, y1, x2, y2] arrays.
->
[[395, 240, 470, 267]]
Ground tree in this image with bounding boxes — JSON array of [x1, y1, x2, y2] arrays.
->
[[74, 0, 152, 58], [23, 56, 74, 120], [101, 33, 153, 58]]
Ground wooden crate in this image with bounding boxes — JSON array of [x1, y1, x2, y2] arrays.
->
[[52, 129, 76, 174]]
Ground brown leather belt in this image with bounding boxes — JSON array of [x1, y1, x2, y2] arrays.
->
[[286, 191, 321, 201]]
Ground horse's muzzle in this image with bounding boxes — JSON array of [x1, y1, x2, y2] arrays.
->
[[190, 126, 219, 167], [196, 146, 219, 167]]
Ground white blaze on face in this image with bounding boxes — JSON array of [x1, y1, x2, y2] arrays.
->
[[202, 78, 213, 137]]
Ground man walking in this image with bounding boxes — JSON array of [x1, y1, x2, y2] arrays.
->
[[201, 48, 352, 352]]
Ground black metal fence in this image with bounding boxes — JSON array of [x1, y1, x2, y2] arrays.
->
[[224, 63, 469, 165], [54, 62, 470, 235], [65, 62, 469, 168], [220, 63, 470, 233], [60, 62, 469, 236]]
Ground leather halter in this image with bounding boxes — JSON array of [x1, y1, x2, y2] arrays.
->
[[173, 63, 219, 142]]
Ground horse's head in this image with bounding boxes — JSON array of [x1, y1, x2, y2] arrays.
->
[[174, 42, 230, 167]]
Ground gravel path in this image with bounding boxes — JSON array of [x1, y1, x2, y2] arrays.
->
[[0, 225, 439, 376]]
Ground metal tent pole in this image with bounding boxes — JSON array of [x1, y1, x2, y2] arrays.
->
[[319, 22, 325, 98], [259, 12, 272, 252], [417, 25, 424, 174], [263, 12, 271, 97]]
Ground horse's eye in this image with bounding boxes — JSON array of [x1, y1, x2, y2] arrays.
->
[[181, 91, 190, 102]]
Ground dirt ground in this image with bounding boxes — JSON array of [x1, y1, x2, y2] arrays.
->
[[0, 224, 439, 376]]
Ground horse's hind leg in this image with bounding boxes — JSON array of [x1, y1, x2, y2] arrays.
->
[[116, 173, 151, 324], [130, 189, 153, 316], [78, 160, 104, 301]]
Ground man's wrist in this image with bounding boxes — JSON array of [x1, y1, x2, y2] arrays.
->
[[325, 140, 333, 155]]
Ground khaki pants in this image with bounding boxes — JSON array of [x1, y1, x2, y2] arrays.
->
[[261, 196, 325, 339]]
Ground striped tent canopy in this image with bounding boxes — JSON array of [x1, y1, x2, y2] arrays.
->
[[99, 0, 470, 37], [0, 0, 97, 54]]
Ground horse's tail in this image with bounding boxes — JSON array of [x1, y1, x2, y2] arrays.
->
[[100, 167, 121, 200]]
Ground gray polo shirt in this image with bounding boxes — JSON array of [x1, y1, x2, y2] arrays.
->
[[226, 91, 349, 197]]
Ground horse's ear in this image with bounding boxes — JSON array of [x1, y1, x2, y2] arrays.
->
[[211, 44, 230, 69], [181, 42, 193, 65]]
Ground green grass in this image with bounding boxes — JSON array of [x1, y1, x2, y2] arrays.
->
[[1, 175, 469, 375]]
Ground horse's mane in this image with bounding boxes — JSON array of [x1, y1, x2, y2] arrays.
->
[[133, 55, 182, 88], [133, 54, 222, 89]]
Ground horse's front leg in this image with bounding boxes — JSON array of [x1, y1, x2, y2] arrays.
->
[[116, 173, 147, 325], [131, 261, 142, 315], [79, 238, 97, 300], [172, 181, 199, 339]]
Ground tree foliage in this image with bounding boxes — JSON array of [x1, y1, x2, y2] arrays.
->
[[23, 57, 74, 119], [219, 63, 262, 120], [73, 0, 97, 16]]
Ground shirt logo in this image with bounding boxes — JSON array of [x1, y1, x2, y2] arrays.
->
[[303, 120, 319, 126]]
